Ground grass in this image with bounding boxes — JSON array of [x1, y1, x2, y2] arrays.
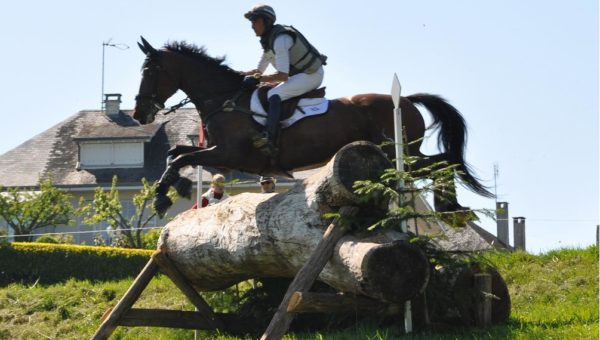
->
[[0, 246, 597, 339]]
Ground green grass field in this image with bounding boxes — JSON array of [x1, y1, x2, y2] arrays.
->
[[0, 246, 597, 339]]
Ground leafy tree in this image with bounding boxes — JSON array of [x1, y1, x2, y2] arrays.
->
[[0, 179, 76, 242], [80, 176, 175, 248], [351, 141, 494, 232]]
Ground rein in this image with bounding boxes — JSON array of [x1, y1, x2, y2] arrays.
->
[[201, 88, 266, 123], [163, 97, 192, 115]]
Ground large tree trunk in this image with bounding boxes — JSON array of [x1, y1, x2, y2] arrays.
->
[[158, 142, 429, 303]]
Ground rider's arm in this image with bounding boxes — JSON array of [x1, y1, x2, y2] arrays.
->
[[259, 35, 293, 83], [243, 52, 272, 75]]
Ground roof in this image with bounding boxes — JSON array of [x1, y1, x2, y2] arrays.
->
[[408, 194, 510, 251], [0, 108, 205, 188], [0, 107, 306, 189]]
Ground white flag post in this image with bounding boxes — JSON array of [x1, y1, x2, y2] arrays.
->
[[391, 73, 407, 233], [391, 73, 412, 333], [194, 130, 205, 340]]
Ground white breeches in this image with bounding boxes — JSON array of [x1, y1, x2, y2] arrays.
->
[[267, 67, 324, 101]]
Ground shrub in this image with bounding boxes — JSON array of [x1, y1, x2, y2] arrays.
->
[[142, 228, 162, 249], [35, 235, 59, 244], [0, 242, 153, 286]]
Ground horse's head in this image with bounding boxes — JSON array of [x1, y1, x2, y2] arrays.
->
[[133, 37, 179, 124]]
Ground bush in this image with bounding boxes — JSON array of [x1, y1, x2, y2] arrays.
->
[[0, 242, 153, 286], [35, 235, 59, 244], [142, 228, 162, 249], [0, 229, 8, 246]]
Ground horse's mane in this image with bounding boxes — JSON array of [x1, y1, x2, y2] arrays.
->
[[163, 41, 239, 75]]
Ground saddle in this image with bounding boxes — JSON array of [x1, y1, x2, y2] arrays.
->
[[257, 85, 326, 120]]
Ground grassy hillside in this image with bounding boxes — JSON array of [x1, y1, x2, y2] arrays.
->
[[0, 246, 597, 339]]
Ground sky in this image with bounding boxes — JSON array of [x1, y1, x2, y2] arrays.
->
[[0, 1, 597, 253]]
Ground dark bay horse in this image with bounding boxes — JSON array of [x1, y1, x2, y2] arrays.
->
[[133, 38, 492, 216]]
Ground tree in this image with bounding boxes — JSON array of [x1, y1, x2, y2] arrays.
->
[[80, 176, 176, 248], [0, 179, 76, 242]]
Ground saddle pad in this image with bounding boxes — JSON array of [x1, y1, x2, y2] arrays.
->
[[250, 89, 329, 128]]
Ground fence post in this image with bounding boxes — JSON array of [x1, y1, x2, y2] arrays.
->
[[474, 273, 492, 327], [496, 202, 509, 246], [513, 217, 526, 251]]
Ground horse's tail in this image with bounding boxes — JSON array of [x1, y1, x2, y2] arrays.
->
[[406, 93, 494, 198]]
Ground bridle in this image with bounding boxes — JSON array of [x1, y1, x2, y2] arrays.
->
[[135, 55, 266, 125], [134, 59, 168, 121]]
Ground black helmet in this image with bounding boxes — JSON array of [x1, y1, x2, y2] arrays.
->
[[244, 4, 276, 23]]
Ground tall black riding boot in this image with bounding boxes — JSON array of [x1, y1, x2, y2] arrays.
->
[[266, 94, 282, 150]]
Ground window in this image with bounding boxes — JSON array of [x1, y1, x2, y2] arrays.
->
[[80, 141, 144, 169]]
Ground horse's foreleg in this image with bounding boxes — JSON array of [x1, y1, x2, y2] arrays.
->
[[153, 146, 213, 217], [155, 145, 200, 197], [168, 145, 230, 170], [158, 146, 230, 194], [167, 145, 202, 159]]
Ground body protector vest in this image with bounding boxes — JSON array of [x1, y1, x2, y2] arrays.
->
[[261, 24, 327, 76]]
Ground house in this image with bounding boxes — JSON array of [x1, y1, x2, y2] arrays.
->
[[0, 94, 287, 244]]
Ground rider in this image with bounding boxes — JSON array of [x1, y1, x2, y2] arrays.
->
[[242, 4, 327, 155]]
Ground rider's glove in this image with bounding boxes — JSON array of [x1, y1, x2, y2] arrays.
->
[[242, 74, 261, 88]]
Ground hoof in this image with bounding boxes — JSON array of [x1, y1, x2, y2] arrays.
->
[[154, 195, 173, 218], [174, 177, 193, 199]]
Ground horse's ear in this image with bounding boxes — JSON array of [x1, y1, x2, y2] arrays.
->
[[140, 36, 158, 56], [137, 41, 147, 55]]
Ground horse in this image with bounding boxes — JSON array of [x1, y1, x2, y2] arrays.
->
[[132, 37, 493, 216]]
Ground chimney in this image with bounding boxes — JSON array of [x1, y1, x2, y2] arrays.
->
[[513, 217, 526, 251], [104, 93, 122, 116], [496, 202, 509, 246]]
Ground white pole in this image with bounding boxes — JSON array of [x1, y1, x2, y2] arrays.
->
[[101, 39, 129, 111], [101, 41, 106, 111], [391, 73, 412, 333], [391, 73, 407, 233], [196, 166, 203, 207], [194, 135, 204, 340]]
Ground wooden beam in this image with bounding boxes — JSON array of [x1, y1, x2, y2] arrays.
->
[[152, 250, 224, 330], [287, 292, 401, 315], [261, 206, 359, 340], [119, 308, 217, 329], [91, 256, 159, 340], [474, 273, 492, 327]]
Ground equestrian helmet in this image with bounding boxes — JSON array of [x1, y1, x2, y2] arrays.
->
[[244, 4, 276, 23]]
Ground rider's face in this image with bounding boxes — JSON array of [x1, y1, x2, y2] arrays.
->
[[251, 17, 266, 36]]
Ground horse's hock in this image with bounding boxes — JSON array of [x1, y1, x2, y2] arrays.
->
[[158, 141, 430, 303]]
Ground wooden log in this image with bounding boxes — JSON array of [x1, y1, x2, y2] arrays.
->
[[159, 141, 429, 303], [474, 273, 492, 327], [428, 264, 510, 326], [261, 206, 358, 340], [287, 292, 401, 315], [91, 257, 158, 340]]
